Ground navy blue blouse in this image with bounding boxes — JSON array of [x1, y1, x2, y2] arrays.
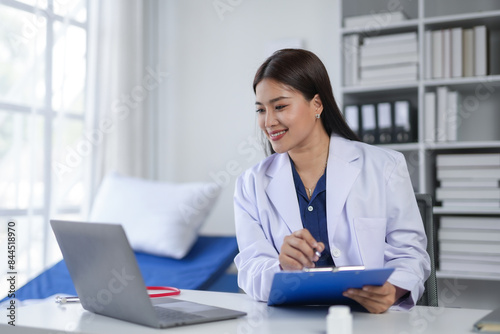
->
[[290, 158, 335, 267]]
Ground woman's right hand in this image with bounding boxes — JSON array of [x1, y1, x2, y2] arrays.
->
[[279, 229, 325, 271]]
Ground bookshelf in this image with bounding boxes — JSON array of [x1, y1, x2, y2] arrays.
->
[[338, 0, 500, 283]]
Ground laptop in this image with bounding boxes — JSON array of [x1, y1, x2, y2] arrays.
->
[[50, 219, 246, 328]]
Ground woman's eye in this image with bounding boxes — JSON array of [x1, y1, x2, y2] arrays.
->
[[255, 108, 265, 113], [275, 105, 287, 110]]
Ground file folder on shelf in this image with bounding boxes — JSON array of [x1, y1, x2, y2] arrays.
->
[[424, 92, 436, 143], [344, 105, 360, 137], [394, 100, 415, 143], [377, 102, 393, 144], [360, 104, 377, 144]]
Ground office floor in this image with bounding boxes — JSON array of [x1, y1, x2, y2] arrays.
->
[[437, 278, 500, 310]]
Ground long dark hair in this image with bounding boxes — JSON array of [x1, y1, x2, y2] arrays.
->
[[253, 49, 360, 155]]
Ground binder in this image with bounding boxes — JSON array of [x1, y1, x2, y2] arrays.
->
[[344, 105, 360, 137], [443, 29, 451, 78], [424, 30, 432, 79], [376, 102, 393, 144], [451, 27, 463, 78], [424, 92, 436, 143], [446, 91, 460, 142], [432, 30, 443, 79], [436, 86, 449, 142], [343, 36, 354, 86], [343, 34, 360, 86], [393, 101, 415, 143], [463, 28, 474, 77], [474, 25, 488, 76], [360, 104, 377, 144]]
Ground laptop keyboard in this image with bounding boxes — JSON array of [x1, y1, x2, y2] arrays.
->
[[154, 306, 205, 323]]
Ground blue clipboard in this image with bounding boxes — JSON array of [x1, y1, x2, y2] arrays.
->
[[267, 267, 395, 306]]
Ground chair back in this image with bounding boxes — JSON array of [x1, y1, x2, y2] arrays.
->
[[415, 193, 438, 307]]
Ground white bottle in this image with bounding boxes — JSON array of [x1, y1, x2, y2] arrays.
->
[[327, 305, 352, 334]]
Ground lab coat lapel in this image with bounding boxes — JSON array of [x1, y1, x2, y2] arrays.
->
[[265, 153, 303, 233], [326, 136, 361, 235]]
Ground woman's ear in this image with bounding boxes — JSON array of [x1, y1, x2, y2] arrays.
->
[[313, 94, 323, 114]]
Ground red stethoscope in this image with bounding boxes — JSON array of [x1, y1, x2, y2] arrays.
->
[[146, 286, 181, 298]]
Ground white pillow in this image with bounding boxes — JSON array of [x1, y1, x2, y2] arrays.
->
[[89, 172, 221, 259]]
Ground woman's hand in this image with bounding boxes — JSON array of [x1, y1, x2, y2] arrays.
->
[[279, 229, 325, 271], [343, 281, 408, 314]]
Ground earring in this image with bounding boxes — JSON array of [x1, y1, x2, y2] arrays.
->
[[315, 114, 321, 119]]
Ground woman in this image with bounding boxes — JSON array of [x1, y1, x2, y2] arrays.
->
[[234, 49, 430, 313]]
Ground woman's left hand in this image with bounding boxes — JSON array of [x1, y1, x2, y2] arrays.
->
[[342, 281, 407, 314]]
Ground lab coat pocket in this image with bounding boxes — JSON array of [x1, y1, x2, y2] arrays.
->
[[353, 218, 387, 269]]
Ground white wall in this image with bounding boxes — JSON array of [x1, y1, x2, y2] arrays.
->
[[158, 0, 341, 235]]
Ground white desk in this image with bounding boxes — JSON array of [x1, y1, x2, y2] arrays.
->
[[0, 290, 490, 334]]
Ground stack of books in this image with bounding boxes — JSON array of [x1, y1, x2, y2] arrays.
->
[[343, 31, 419, 87], [439, 216, 500, 277], [424, 25, 488, 79], [359, 32, 419, 86], [436, 153, 500, 208], [424, 87, 461, 143]]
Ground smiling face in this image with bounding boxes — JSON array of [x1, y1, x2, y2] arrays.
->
[[255, 78, 325, 154]]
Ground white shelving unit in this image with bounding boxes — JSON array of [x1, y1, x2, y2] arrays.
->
[[338, 0, 500, 285]]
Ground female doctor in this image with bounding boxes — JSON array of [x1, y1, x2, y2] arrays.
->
[[233, 49, 430, 314]]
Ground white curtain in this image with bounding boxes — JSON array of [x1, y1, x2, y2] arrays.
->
[[85, 0, 164, 211]]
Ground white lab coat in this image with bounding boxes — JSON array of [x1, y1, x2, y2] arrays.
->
[[234, 135, 430, 310]]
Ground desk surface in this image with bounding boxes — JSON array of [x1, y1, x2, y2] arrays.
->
[[0, 290, 490, 334]]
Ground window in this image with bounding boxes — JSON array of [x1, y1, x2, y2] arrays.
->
[[0, 0, 88, 290]]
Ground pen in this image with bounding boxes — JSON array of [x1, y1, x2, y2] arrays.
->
[[55, 295, 80, 304], [303, 265, 365, 272], [313, 248, 322, 258]]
